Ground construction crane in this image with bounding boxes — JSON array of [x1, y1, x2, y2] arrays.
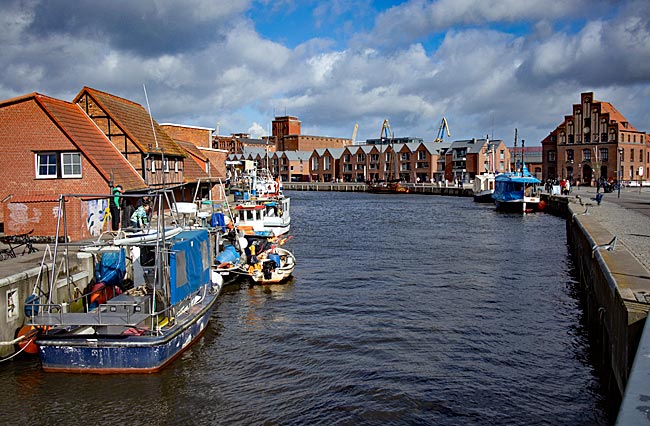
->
[[351, 123, 358, 144], [434, 117, 450, 142], [380, 119, 393, 141]]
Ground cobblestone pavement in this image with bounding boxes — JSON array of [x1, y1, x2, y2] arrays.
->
[[570, 187, 650, 273]]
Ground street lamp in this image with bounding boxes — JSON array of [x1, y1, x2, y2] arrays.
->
[[618, 148, 623, 198]]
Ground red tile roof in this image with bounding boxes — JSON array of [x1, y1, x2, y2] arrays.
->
[[176, 140, 209, 183], [598, 100, 637, 131], [75, 87, 187, 157], [33, 94, 147, 192]]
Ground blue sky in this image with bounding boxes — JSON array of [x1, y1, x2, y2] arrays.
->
[[1, 0, 650, 145]]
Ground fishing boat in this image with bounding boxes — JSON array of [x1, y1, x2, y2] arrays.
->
[[234, 199, 290, 237], [249, 246, 296, 284], [367, 181, 410, 194], [492, 166, 543, 213], [240, 235, 295, 285], [367, 119, 410, 194], [25, 192, 222, 373]]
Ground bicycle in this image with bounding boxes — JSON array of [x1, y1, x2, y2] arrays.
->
[[0, 230, 39, 257]]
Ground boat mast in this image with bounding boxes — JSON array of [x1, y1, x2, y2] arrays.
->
[[513, 128, 518, 175]]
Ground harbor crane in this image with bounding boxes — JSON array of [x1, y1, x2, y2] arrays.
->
[[351, 123, 358, 144], [434, 117, 450, 142], [380, 119, 393, 141]]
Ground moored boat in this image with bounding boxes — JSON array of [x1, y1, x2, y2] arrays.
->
[[492, 166, 543, 213], [26, 193, 222, 373], [473, 173, 495, 203], [249, 246, 296, 284]]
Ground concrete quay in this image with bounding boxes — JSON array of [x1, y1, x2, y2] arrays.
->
[[553, 186, 650, 424]]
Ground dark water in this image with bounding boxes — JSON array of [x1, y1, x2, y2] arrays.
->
[[0, 192, 610, 425]]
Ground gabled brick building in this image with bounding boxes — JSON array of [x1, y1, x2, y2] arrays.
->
[[0, 93, 147, 239], [542, 92, 649, 184]]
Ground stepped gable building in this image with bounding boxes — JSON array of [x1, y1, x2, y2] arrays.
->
[[0, 92, 146, 239], [272, 116, 352, 151], [542, 91, 649, 184]]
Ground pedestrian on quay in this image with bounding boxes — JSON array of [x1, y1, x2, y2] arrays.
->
[[110, 184, 123, 231]]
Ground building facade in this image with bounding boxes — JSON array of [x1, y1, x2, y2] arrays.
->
[[542, 92, 649, 185]]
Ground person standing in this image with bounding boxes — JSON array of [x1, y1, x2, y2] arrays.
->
[[111, 184, 123, 231]]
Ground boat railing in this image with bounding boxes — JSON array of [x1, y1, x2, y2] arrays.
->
[[27, 297, 151, 327]]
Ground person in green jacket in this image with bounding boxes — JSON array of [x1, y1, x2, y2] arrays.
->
[[110, 184, 123, 231], [130, 203, 151, 229]]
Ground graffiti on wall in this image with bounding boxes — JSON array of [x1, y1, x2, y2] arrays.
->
[[8, 203, 42, 227], [86, 199, 108, 237], [6, 288, 18, 323]]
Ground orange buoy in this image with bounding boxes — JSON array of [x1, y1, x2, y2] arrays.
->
[[16, 325, 39, 355], [538, 200, 546, 211]]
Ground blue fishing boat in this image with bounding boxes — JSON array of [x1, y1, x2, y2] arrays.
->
[[26, 193, 222, 373], [492, 166, 543, 213]]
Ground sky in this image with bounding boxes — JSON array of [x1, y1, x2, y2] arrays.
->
[[2, 0, 650, 146]]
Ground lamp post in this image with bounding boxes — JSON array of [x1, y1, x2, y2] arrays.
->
[[618, 147, 623, 198]]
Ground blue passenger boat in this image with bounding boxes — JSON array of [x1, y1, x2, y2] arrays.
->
[[492, 166, 543, 213], [26, 193, 222, 373]]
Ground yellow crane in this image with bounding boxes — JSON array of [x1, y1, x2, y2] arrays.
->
[[434, 117, 450, 142], [380, 119, 393, 141], [351, 123, 358, 143]]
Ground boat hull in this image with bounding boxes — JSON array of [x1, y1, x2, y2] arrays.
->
[[494, 198, 542, 213], [36, 292, 218, 374], [473, 190, 494, 203]]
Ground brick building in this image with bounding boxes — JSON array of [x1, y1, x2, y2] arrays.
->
[[0, 93, 146, 239], [272, 116, 352, 152], [542, 92, 649, 185], [0, 88, 225, 239], [445, 139, 509, 183]]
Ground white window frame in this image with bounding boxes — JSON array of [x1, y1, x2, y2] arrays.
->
[[163, 158, 170, 173], [36, 152, 58, 178], [61, 152, 82, 178]]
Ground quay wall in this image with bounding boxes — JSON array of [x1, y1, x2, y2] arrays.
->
[[543, 194, 650, 400], [0, 253, 91, 358], [283, 182, 473, 196]]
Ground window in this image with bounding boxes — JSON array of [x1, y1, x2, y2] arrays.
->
[[582, 149, 591, 161], [418, 151, 426, 161], [401, 152, 410, 161], [357, 154, 365, 162], [174, 160, 179, 172], [36, 152, 57, 178], [343, 154, 350, 162], [36, 152, 82, 179], [600, 148, 608, 161], [630, 149, 634, 162], [151, 159, 156, 173], [163, 158, 170, 172], [324, 157, 331, 171], [566, 149, 574, 162], [61, 152, 82, 178], [311, 157, 318, 170], [547, 151, 556, 162]]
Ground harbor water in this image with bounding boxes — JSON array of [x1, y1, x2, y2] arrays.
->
[[0, 192, 610, 425]]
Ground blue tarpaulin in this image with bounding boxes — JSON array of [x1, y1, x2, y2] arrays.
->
[[169, 229, 210, 305], [94, 249, 126, 288]]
